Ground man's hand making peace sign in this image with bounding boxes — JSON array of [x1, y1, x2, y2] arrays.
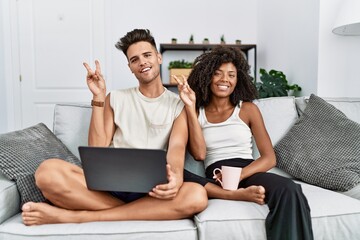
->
[[83, 60, 106, 101]]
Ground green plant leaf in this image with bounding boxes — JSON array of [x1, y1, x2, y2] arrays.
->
[[256, 68, 301, 98], [168, 59, 193, 69]]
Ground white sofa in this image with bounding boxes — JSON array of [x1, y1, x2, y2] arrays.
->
[[0, 96, 360, 240]]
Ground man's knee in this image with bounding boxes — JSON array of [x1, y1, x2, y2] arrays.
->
[[180, 183, 208, 216], [192, 184, 208, 212], [35, 158, 68, 190]]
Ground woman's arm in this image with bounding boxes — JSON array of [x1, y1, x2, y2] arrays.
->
[[174, 76, 206, 161], [239, 102, 276, 180], [185, 102, 206, 160]]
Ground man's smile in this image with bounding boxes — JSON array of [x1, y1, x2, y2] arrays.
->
[[141, 67, 151, 73]]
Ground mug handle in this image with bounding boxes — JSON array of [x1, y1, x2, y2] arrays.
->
[[212, 168, 223, 186]]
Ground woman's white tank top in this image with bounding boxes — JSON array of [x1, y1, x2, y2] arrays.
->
[[198, 102, 253, 169]]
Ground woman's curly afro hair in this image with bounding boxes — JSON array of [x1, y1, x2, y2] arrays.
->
[[187, 46, 258, 109]]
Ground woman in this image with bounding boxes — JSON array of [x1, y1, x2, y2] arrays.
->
[[175, 46, 313, 240]]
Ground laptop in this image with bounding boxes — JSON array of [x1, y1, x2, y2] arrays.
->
[[78, 146, 168, 193]]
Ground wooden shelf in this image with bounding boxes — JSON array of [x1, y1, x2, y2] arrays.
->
[[159, 43, 257, 81], [160, 43, 256, 54]]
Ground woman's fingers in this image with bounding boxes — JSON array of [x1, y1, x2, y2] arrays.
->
[[173, 75, 191, 95], [172, 75, 188, 85], [172, 75, 183, 85], [173, 75, 185, 93]]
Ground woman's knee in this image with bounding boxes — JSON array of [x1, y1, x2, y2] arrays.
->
[[273, 179, 304, 201], [282, 180, 302, 194]]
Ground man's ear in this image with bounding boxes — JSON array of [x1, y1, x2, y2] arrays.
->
[[157, 53, 162, 64]]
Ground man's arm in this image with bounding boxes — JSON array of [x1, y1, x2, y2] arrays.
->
[[83, 60, 115, 146], [88, 94, 115, 146], [149, 109, 188, 199]]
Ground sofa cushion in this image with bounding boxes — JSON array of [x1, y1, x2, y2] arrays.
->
[[299, 181, 360, 239], [0, 214, 197, 240], [195, 181, 360, 240], [0, 123, 81, 206], [185, 152, 206, 177], [0, 172, 20, 224], [195, 199, 268, 239], [253, 96, 298, 179], [341, 183, 360, 200], [252, 96, 298, 159], [296, 96, 360, 123], [53, 104, 92, 159], [274, 94, 360, 191]]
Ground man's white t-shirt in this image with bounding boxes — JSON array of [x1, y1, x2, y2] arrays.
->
[[110, 87, 184, 150]]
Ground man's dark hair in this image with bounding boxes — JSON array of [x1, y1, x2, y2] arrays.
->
[[187, 46, 258, 109], [115, 29, 157, 57]]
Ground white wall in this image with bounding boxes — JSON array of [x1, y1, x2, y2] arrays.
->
[[317, 0, 360, 98], [257, 0, 320, 96], [0, 0, 8, 134], [105, 0, 258, 90], [257, 0, 360, 98], [2, 0, 21, 133], [2, 0, 360, 133]]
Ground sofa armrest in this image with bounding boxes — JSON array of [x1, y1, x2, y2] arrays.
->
[[0, 172, 20, 224]]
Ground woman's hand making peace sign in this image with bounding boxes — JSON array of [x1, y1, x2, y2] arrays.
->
[[83, 60, 106, 101], [173, 75, 196, 110]]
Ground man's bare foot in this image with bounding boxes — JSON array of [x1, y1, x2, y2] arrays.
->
[[22, 202, 73, 226], [230, 186, 266, 205]]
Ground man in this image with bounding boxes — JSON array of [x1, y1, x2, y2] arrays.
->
[[21, 29, 207, 225]]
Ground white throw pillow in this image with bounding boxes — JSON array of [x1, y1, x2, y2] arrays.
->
[[252, 96, 298, 159]]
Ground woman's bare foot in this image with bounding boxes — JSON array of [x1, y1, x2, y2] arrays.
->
[[22, 202, 75, 226], [230, 186, 266, 204]]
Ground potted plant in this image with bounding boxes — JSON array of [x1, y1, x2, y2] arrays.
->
[[202, 38, 209, 44], [171, 38, 177, 44], [168, 60, 193, 84], [235, 39, 241, 45], [220, 35, 226, 44], [255, 68, 302, 98], [189, 34, 194, 44]]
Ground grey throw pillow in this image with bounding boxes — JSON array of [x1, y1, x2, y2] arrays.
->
[[274, 94, 360, 191], [0, 123, 81, 206]]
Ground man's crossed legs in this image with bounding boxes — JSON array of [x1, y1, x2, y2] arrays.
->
[[22, 159, 208, 225]]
